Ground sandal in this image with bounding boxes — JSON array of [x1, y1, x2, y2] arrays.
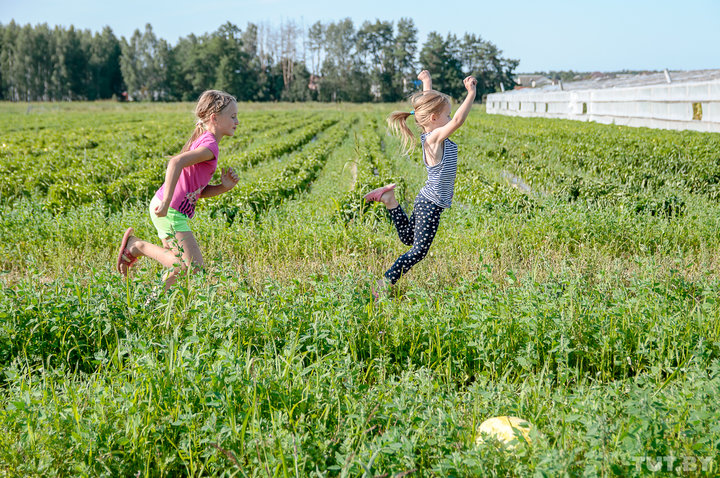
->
[[363, 183, 396, 202], [116, 227, 139, 276]]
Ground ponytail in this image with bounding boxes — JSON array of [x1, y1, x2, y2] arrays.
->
[[388, 89, 451, 155], [387, 111, 415, 155], [181, 123, 205, 153]]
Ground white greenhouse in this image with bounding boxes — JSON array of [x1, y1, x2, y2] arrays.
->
[[486, 70, 720, 133]]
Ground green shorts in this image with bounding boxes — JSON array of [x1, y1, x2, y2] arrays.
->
[[149, 196, 192, 239]]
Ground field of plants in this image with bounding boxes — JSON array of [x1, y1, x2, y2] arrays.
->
[[1, 101, 720, 476]]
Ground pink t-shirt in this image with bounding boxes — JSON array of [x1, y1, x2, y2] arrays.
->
[[155, 131, 219, 219]]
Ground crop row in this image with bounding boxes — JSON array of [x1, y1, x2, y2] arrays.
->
[[101, 115, 338, 212], [458, 115, 720, 216], [208, 119, 353, 222], [1, 121, 185, 199], [0, 111, 308, 174], [454, 166, 539, 216], [233, 117, 336, 170], [335, 117, 405, 222], [221, 112, 319, 154], [0, 111, 329, 211]]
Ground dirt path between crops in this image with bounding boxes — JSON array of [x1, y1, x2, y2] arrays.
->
[[348, 161, 358, 189], [500, 170, 532, 193]]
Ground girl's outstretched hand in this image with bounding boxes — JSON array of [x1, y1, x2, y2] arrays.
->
[[221, 167, 240, 190], [464, 76, 477, 93]]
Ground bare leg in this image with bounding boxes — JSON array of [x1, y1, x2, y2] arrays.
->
[[123, 231, 202, 290], [124, 236, 178, 270], [364, 183, 398, 206], [159, 231, 204, 289]]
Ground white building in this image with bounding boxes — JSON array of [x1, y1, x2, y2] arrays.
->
[[487, 70, 720, 133]]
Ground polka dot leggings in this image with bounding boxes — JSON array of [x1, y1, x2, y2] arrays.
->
[[384, 195, 444, 284]]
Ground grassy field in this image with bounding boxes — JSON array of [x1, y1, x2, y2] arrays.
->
[[1, 102, 720, 477]]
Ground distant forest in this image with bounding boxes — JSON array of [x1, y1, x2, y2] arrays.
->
[[0, 19, 519, 103]]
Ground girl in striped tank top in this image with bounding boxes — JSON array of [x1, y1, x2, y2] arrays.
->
[[365, 70, 477, 298]]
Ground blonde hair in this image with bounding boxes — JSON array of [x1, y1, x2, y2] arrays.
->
[[181, 90, 237, 152], [387, 89, 451, 154]]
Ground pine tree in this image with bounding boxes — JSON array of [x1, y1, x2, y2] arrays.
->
[[419, 32, 464, 100]]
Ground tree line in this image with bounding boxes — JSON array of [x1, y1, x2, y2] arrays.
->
[[0, 19, 518, 103]]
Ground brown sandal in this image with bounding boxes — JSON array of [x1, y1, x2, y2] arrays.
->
[[116, 227, 139, 276]]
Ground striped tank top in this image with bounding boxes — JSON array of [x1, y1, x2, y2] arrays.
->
[[418, 131, 458, 208]]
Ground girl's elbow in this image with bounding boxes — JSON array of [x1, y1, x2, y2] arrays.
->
[[170, 155, 192, 169]]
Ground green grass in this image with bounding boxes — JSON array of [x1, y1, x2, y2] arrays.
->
[[1, 102, 720, 476]]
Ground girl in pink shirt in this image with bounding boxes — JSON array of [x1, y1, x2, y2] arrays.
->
[[116, 90, 240, 291]]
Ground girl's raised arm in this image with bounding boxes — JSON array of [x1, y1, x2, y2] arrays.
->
[[418, 70, 432, 91], [427, 76, 477, 144]]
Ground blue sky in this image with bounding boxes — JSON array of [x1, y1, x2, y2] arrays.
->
[[1, 0, 718, 72]]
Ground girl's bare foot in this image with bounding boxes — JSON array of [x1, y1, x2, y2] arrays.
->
[[379, 189, 399, 209], [364, 183, 395, 201], [364, 183, 398, 209]]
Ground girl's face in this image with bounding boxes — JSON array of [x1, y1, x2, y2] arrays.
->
[[213, 102, 239, 138]]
